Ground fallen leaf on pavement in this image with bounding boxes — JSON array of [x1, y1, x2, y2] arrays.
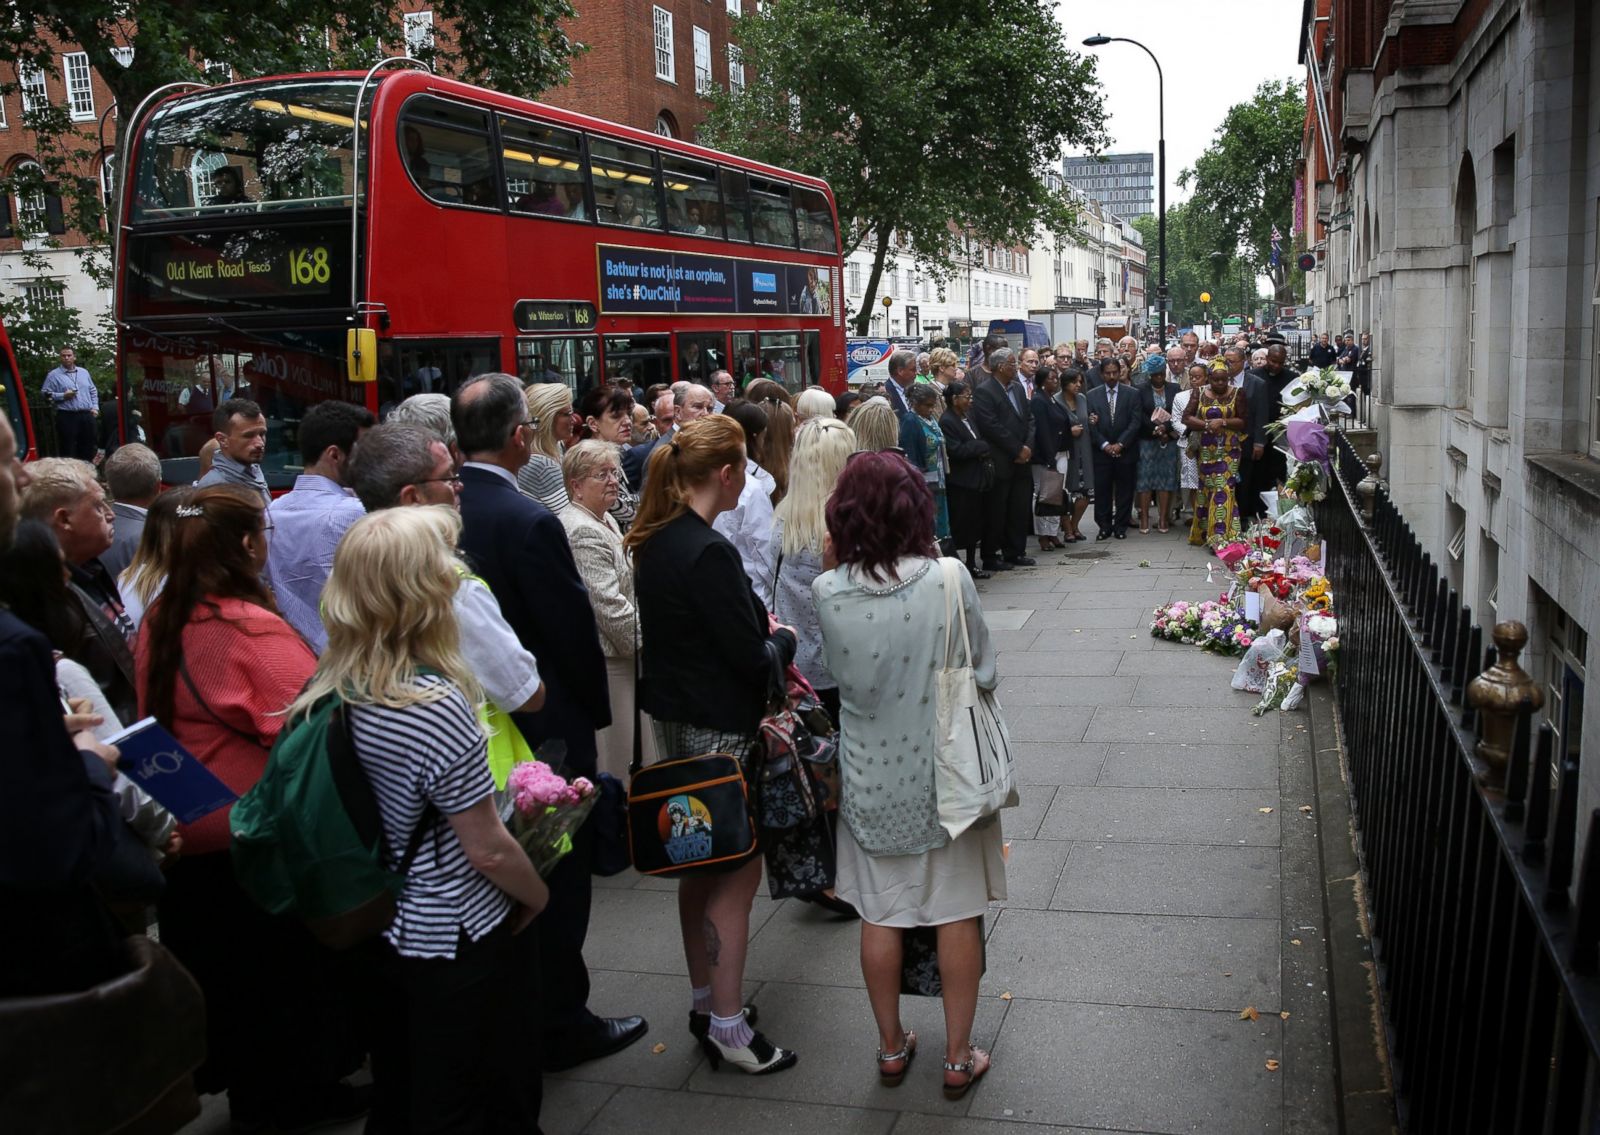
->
[[1280, 1011, 1291, 1020], [1258, 807, 1274, 814], [1222, 971, 1233, 977], [651, 1043, 667, 1054], [1265, 1059, 1281, 1072], [1000, 991, 1013, 1001], [1239, 1006, 1259, 1021], [1290, 938, 1303, 946], [1299, 805, 1313, 813]]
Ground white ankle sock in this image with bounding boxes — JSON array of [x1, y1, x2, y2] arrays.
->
[[709, 1010, 754, 1048], [691, 985, 713, 1014]]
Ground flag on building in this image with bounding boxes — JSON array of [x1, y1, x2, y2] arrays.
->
[[1270, 225, 1282, 268]]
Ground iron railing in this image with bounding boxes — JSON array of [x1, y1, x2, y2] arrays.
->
[[1320, 429, 1600, 1132]]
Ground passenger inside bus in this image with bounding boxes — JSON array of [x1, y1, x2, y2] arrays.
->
[[610, 191, 648, 228], [515, 180, 565, 215], [209, 166, 251, 209]]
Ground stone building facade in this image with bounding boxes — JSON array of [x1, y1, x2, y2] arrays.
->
[[1298, 0, 1594, 820]]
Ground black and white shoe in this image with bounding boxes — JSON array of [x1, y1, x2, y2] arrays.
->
[[701, 1028, 798, 1075]]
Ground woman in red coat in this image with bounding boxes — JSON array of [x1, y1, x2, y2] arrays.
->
[[134, 485, 367, 1131]]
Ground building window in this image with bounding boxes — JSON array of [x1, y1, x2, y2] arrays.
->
[[692, 27, 712, 94], [727, 44, 744, 92], [653, 7, 676, 83], [22, 278, 66, 316], [654, 113, 676, 138], [19, 62, 48, 114], [846, 262, 861, 296], [63, 53, 95, 120], [403, 11, 434, 57], [112, 46, 135, 68], [726, 0, 739, 13], [12, 159, 46, 235], [1541, 601, 1588, 788]]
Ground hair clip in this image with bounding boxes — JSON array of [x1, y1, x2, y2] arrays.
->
[[669, 440, 681, 455], [176, 504, 204, 518]]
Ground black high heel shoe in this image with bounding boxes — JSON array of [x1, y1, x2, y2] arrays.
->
[[700, 1028, 798, 1075]]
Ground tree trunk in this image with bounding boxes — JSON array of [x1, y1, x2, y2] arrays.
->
[[851, 221, 894, 337]]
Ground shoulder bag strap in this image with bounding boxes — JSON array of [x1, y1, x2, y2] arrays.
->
[[339, 695, 440, 873], [179, 658, 258, 744], [950, 561, 975, 669], [631, 619, 644, 777], [939, 558, 961, 668]]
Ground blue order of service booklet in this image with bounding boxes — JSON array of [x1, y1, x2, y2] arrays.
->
[[108, 717, 238, 825]]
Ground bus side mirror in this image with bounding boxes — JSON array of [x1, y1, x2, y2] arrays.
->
[[347, 328, 377, 384]]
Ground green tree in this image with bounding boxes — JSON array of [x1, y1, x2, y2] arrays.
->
[[699, 0, 1108, 336], [1177, 78, 1305, 304]]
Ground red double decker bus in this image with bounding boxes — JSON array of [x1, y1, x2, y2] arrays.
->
[[115, 65, 844, 487]]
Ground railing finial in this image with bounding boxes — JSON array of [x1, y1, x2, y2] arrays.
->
[[1355, 452, 1383, 520], [1467, 621, 1545, 789]]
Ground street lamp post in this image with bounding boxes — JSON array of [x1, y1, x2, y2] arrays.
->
[[1084, 34, 1165, 351]]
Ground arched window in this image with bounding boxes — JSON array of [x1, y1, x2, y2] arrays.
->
[[654, 112, 677, 139], [189, 150, 229, 207]]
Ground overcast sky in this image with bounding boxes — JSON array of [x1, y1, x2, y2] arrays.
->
[[1058, 0, 1306, 207]]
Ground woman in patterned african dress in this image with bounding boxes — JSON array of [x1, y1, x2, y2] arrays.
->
[[1183, 362, 1247, 547]]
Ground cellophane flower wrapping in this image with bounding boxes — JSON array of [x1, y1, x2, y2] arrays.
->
[[507, 757, 597, 876]]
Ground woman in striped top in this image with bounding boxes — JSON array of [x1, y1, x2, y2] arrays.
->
[[516, 381, 576, 512], [290, 505, 550, 1132]]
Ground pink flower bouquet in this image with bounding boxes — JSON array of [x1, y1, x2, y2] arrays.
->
[[507, 759, 597, 876]]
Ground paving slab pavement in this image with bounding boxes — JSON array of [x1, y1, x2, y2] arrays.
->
[[179, 528, 1341, 1135]]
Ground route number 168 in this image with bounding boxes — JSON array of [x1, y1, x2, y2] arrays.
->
[[288, 246, 331, 286]]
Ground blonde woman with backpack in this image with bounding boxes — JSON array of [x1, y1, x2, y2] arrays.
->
[[291, 505, 549, 1132]]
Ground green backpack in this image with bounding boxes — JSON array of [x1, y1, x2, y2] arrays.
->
[[230, 692, 437, 950]]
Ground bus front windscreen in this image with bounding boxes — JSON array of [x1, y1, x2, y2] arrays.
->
[[130, 79, 362, 224]]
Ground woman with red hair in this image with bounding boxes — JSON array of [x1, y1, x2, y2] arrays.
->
[[814, 452, 1007, 1101]]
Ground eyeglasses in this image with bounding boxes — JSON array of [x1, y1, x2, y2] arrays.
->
[[413, 474, 463, 487], [586, 468, 622, 484]]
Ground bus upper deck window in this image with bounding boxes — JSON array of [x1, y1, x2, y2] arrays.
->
[[791, 185, 836, 253], [502, 117, 587, 220], [590, 140, 662, 231], [662, 155, 718, 236], [748, 177, 796, 248], [398, 98, 496, 208]]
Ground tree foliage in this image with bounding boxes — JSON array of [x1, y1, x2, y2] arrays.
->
[[1177, 78, 1305, 303], [1133, 204, 1262, 328], [699, 0, 1108, 335]]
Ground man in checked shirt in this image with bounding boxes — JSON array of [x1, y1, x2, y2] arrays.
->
[[41, 346, 99, 461]]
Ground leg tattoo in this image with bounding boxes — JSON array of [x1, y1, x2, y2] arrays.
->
[[703, 918, 722, 966]]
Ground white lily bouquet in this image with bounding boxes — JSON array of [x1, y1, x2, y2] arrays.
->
[[1281, 366, 1353, 410]]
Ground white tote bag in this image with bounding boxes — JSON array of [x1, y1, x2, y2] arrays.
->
[[933, 558, 1019, 840]]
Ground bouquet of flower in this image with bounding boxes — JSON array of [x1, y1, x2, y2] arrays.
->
[[1198, 599, 1255, 656], [1281, 366, 1352, 410], [1282, 459, 1328, 503], [1151, 599, 1205, 645], [1252, 662, 1302, 715], [507, 759, 597, 876]]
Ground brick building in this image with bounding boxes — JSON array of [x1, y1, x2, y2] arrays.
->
[[1, 39, 123, 324], [534, 0, 751, 140], [1297, 0, 1596, 843]]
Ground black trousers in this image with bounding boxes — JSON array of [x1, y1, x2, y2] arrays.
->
[[981, 465, 1031, 562], [157, 852, 362, 1112], [55, 409, 96, 459], [946, 484, 984, 560], [363, 917, 542, 1135], [1092, 455, 1136, 535]]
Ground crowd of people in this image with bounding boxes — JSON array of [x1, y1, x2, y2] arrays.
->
[[1, 355, 1029, 1133], [2, 315, 1321, 1129]]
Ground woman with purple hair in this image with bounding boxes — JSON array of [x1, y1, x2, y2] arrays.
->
[[813, 451, 1007, 1101]]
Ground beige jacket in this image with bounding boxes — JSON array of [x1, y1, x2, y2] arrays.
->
[[558, 501, 637, 658]]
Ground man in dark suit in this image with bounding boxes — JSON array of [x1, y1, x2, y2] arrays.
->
[[99, 442, 161, 579], [1085, 355, 1141, 539], [623, 382, 713, 491], [1242, 344, 1297, 519], [882, 349, 917, 420], [452, 374, 647, 1072], [969, 347, 1035, 569]]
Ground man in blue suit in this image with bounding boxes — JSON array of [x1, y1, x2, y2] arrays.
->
[[622, 382, 713, 491], [452, 374, 647, 1071], [1085, 355, 1142, 539], [882, 349, 917, 419]]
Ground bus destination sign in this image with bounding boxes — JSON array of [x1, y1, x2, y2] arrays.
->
[[124, 223, 352, 317], [598, 246, 829, 318], [513, 300, 598, 333]]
